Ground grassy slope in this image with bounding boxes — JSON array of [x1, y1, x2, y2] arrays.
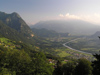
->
[[0, 37, 20, 49]]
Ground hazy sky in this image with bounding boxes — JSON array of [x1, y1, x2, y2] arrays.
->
[[1, 0, 100, 25]]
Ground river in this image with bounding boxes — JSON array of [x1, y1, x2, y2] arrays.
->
[[63, 38, 92, 55]]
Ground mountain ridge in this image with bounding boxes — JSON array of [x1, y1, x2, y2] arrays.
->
[[31, 20, 100, 35], [31, 28, 69, 38], [0, 11, 34, 38], [0, 11, 35, 45]]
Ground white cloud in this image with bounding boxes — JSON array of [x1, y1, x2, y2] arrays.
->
[[59, 13, 100, 25], [65, 13, 80, 19], [94, 13, 100, 18], [80, 13, 100, 24], [59, 14, 64, 17], [59, 13, 80, 20]]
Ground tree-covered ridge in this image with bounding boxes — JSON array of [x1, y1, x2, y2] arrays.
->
[[31, 28, 69, 38], [0, 11, 34, 38], [0, 47, 54, 75], [0, 20, 36, 45]]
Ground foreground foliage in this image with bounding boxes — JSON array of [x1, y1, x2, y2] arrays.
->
[[0, 45, 54, 75]]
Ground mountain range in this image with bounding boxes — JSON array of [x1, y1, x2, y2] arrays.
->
[[31, 20, 100, 35]]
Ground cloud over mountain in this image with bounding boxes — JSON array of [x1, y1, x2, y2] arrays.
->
[[59, 13, 100, 25]]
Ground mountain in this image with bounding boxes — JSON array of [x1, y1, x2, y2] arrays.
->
[[91, 31, 100, 37], [0, 11, 35, 45], [90, 31, 100, 40], [0, 20, 35, 45], [31, 28, 69, 38], [31, 20, 100, 35], [0, 11, 34, 38]]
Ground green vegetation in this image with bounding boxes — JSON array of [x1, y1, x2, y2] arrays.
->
[[67, 37, 100, 54], [0, 37, 96, 75], [0, 20, 36, 46], [92, 53, 100, 75], [57, 51, 71, 57], [75, 58, 93, 75], [32, 28, 69, 38], [0, 37, 54, 75]]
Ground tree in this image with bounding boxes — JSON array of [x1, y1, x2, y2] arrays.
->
[[5, 49, 32, 75], [75, 58, 93, 75], [31, 52, 54, 75], [62, 61, 76, 75], [53, 60, 63, 75], [92, 53, 100, 75]]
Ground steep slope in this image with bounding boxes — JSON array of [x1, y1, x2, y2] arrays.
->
[[31, 20, 100, 35], [91, 31, 100, 37], [0, 20, 35, 45], [0, 11, 34, 38]]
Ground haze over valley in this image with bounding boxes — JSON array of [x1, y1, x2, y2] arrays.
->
[[31, 20, 100, 35]]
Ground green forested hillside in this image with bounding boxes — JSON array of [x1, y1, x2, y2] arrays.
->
[[0, 11, 34, 38], [0, 20, 35, 45], [31, 28, 69, 38], [0, 37, 54, 75]]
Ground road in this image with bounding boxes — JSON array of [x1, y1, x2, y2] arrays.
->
[[63, 38, 92, 55]]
